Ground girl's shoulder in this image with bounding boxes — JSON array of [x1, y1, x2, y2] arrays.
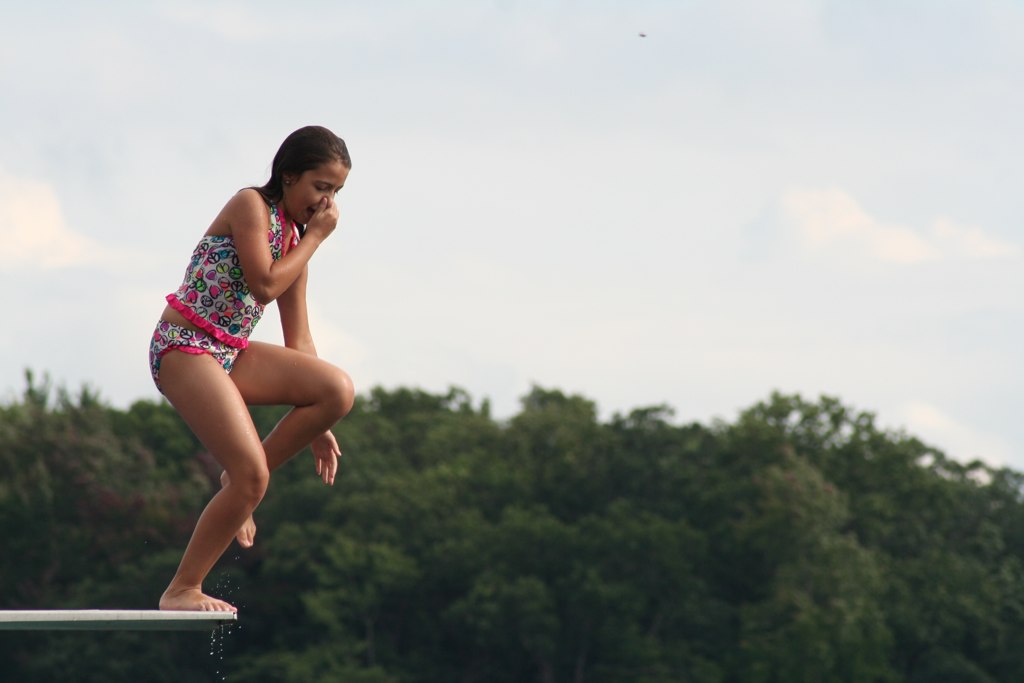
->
[[207, 189, 272, 237], [230, 187, 273, 213]]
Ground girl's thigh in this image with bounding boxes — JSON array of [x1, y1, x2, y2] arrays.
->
[[157, 350, 266, 473], [229, 341, 354, 409]]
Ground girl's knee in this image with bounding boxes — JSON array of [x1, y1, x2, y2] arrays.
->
[[323, 367, 355, 420], [230, 464, 270, 508]]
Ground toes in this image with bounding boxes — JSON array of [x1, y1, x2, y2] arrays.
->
[[237, 519, 257, 548]]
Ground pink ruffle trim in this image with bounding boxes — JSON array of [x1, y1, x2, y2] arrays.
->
[[165, 293, 250, 349], [156, 345, 209, 360]]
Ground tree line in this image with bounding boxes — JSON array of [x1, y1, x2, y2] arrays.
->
[[1, 370, 1022, 682]]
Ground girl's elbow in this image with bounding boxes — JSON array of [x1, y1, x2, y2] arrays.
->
[[250, 282, 278, 305]]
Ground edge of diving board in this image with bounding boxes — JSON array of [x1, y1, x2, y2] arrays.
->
[[0, 610, 237, 631]]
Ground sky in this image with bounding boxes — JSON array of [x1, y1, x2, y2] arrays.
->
[[1, 0, 1022, 470]]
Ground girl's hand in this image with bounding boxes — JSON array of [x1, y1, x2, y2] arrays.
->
[[312, 430, 341, 485], [305, 196, 339, 242]]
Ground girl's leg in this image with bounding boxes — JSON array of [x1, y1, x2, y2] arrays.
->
[[219, 342, 354, 547], [230, 341, 354, 473], [157, 351, 270, 612]]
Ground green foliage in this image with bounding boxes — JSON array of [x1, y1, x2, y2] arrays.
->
[[2, 376, 1024, 682]]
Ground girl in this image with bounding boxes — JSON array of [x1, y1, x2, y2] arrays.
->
[[150, 126, 355, 612]]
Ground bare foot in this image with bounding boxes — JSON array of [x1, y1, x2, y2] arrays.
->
[[236, 515, 256, 548], [221, 471, 257, 548], [160, 586, 237, 612]]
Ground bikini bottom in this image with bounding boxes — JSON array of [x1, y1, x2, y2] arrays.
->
[[149, 320, 241, 394]]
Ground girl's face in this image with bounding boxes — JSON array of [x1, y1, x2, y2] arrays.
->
[[281, 160, 349, 224]]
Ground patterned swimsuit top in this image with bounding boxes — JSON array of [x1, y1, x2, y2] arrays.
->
[[165, 200, 300, 348]]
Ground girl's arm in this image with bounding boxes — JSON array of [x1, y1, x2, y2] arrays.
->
[[277, 264, 316, 355], [227, 189, 337, 305], [277, 264, 342, 483]]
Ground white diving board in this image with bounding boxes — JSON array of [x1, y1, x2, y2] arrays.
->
[[0, 610, 237, 631]]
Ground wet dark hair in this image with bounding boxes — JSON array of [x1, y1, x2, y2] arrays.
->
[[253, 125, 351, 207]]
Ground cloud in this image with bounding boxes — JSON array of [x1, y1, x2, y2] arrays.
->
[[781, 187, 1020, 264], [899, 400, 1011, 468], [0, 169, 106, 270], [931, 217, 1021, 259], [155, 1, 273, 41], [154, 1, 380, 43]]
